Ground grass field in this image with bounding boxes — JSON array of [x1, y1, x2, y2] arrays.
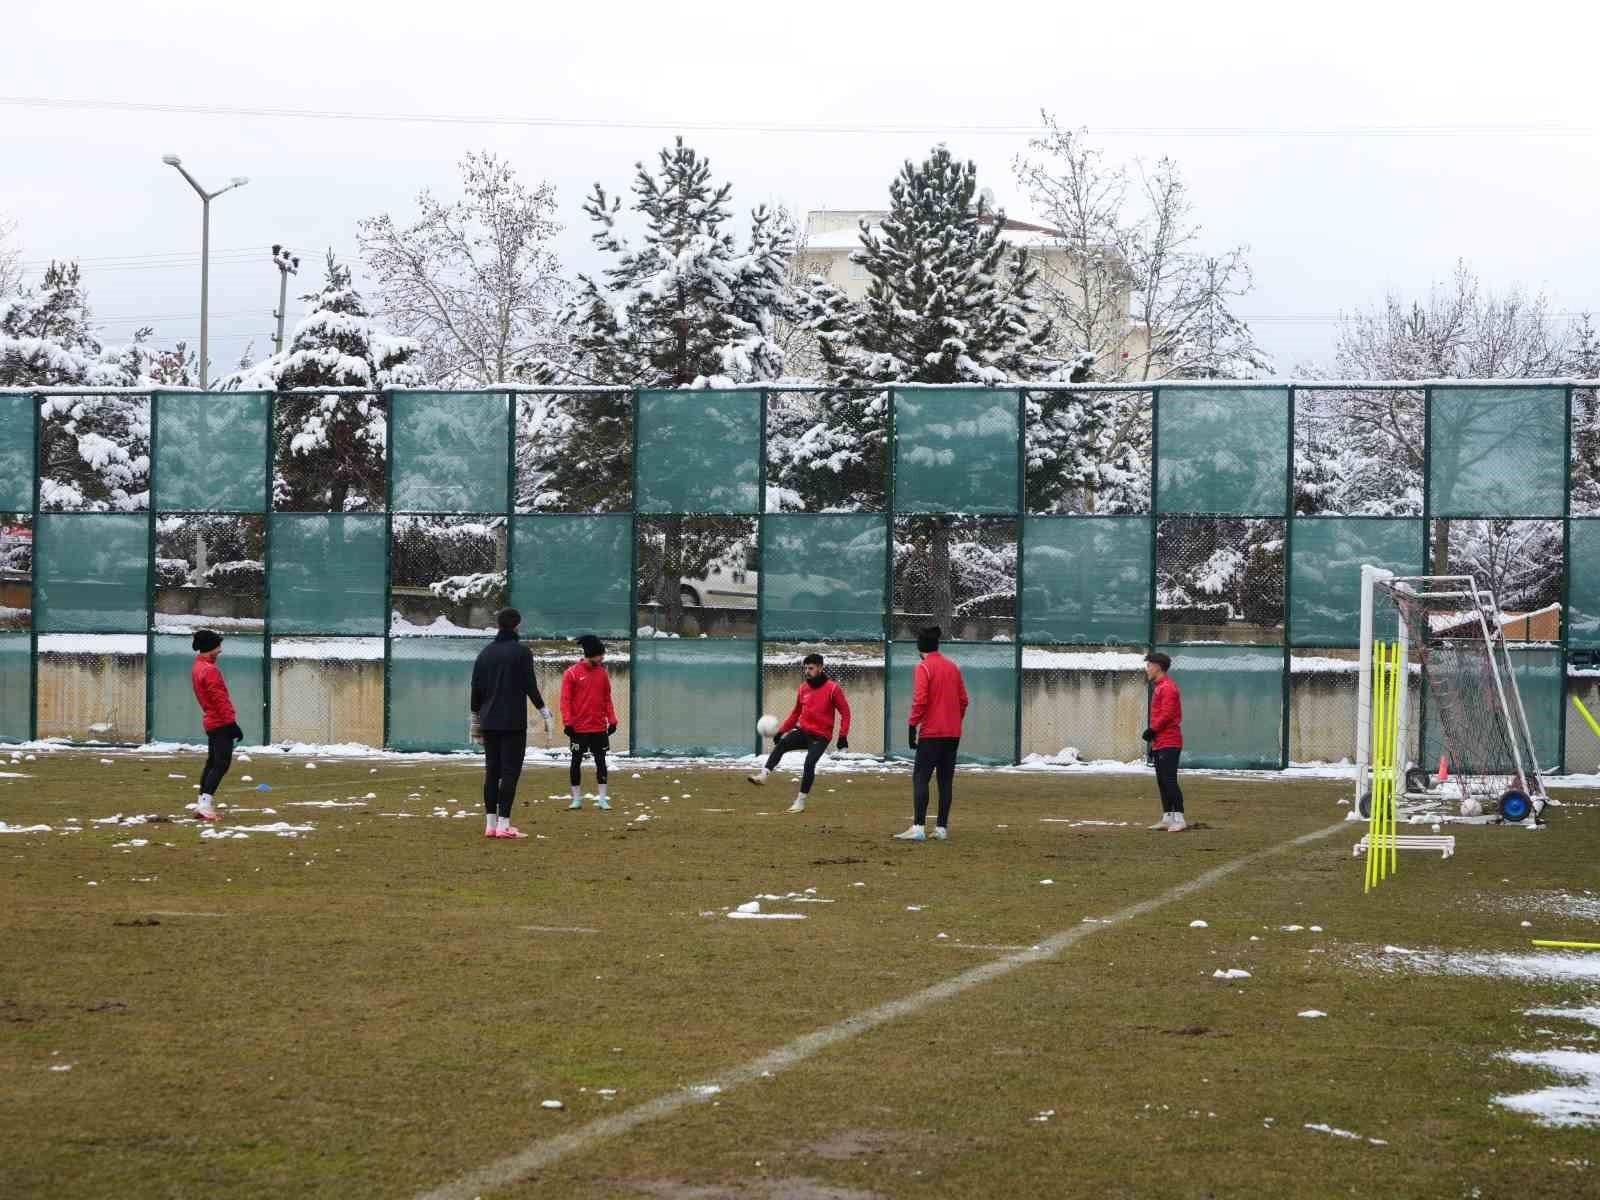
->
[[2, 746, 1598, 1198]]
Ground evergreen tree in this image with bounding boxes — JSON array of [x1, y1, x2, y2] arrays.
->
[[2, 261, 155, 511], [0, 261, 131, 388], [538, 140, 790, 632], [221, 251, 424, 511], [804, 145, 1053, 386], [545, 138, 793, 388]]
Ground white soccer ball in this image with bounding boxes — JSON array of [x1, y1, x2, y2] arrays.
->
[[1459, 796, 1483, 818], [756, 714, 780, 737]]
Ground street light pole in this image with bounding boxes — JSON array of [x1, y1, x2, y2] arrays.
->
[[162, 156, 248, 388], [270, 244, 300, 355]]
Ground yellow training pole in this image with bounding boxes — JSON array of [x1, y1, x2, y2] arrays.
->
[[1382, 643, 1395, 876], [1365, 640, 1383, 892], [1572, 695, 1600, 742], [1531, 940, 1600, 951]]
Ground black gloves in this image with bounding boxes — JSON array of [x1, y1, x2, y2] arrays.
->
[[607, 723, 617, 735], [226, 722, 244, 743], [836, 736, 848, 752], [1141, 728, 1155, 742], [563, 725, 577, 740], [907, 725, 919, 750]]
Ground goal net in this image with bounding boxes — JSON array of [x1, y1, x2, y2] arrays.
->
[[1355, 568, 1547, 823]]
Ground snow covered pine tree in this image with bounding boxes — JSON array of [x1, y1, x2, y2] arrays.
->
[[220, 251, 423, 512], [540, 139, 793, 633]]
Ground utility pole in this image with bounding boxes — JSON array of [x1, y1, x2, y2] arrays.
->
[[161, 155, 248, 388], [271, 244, 300, 355]]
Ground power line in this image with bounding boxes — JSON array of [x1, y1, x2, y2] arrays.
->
[[2, 94, 1594, 139]]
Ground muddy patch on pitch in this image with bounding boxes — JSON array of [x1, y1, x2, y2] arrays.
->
[[801, 1129, 907, 1161], [630, 1181, 883, 1200]]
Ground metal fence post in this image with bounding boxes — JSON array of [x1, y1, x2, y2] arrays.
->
[[1146, 387, 1161, 740], [1560, 383, 1574, 774], [755, 387, 768, 754], [882, 386, 897, 761], [382, 390, 394, 751], [1418, 386, 1433, 766], [144, 390, 159, 745], [28, 393, 40, 742], [261, 391, 274, 745], [627, 389, 641, 756], [1281, 385, 1295, 769], [1013, 386, 1026, 766]]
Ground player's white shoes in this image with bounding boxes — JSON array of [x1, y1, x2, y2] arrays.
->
[[787, 796, 806, 813], [1149, 812, 1173, 830], [1167, 813, 1188, 832], [746, 770, 768, 786], [893, 825, 927, 841], [931, 826, 948, 840]]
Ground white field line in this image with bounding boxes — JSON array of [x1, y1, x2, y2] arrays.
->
[[414, 819, 1347, 1200]]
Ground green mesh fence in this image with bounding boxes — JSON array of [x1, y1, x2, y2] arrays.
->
[[268, 514, 386, 635], [1157, 387, 1289, 515], [893, 387, 1019, 514], [1429, 386, 1565, 519], [1289, 519, 1424, 647], [1570, 521, 1600, 650], [511, 514, 631, 638], [1423, 646, 1562, 775], [149, 633, 265, 744], [887, 641, 1016, 765], [0, 631, 28, 740], [0, 394, 34, 511], [388, 636, 488, 751], [631, 638, 757, 755], [34, 514, 149, 632], [1022, 517, 1151, 646], [636, 390, 760, 514], [154, 392, 269, 512], [391, 392, 510, 513], [1157, 645, 1284, 769], [761, 514, 887, 640]]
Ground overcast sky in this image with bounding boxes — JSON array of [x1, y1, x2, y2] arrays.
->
[[3, 0, 1599, 377]]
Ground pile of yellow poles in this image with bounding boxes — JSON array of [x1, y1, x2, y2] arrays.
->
[[1365, 640, 1401, 893]]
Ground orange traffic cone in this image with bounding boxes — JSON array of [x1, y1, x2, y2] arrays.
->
[[1437, 755, 1450, 783]]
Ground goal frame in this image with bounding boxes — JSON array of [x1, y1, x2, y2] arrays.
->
[[1354, 566, 1546, 816]]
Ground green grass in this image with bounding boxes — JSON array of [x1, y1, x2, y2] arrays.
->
[[2, 748, 1598, 1198]]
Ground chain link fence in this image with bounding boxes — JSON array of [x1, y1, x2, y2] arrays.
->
[[0, 384, 1592, 764], [1155, 517, 1285, 644]]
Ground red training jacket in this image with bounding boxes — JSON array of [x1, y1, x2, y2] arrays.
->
[[909, 652, 968, 739], [191, 656, 236, 732], [1150, 675, 1183, 751], [561, 660, 618, 734], [780, 679, 852, 741]]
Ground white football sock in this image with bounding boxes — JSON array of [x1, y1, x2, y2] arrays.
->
[[497, 815, 510, 833], [571, 785, 582, 802], [197, 793, 214, 811], [597, 783, 608, 799], [485, 813, 497, 833]]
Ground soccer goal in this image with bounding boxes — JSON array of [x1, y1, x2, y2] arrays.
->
[[1354, 566, 1548, 824]]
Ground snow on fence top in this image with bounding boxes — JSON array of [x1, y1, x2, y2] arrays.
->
[[9, 378, 1600, 396]]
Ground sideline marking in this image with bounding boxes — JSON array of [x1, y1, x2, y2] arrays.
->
[[414, 819, 1347, 1200]]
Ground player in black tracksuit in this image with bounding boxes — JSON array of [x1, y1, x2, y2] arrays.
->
[[470, 607, 553, 839]]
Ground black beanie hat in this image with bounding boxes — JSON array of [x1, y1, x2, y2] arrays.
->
[[192, 629, 223, 653], [578, 634, 605, 659], [916, 626, 941, 653]]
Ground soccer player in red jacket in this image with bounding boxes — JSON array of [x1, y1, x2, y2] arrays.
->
[[561, 635, 618, 811], [898, 626, 968, 842], [747, 652, 851, 814], [190, 629, 243, 822], [1142, 651, 1187, 832]]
